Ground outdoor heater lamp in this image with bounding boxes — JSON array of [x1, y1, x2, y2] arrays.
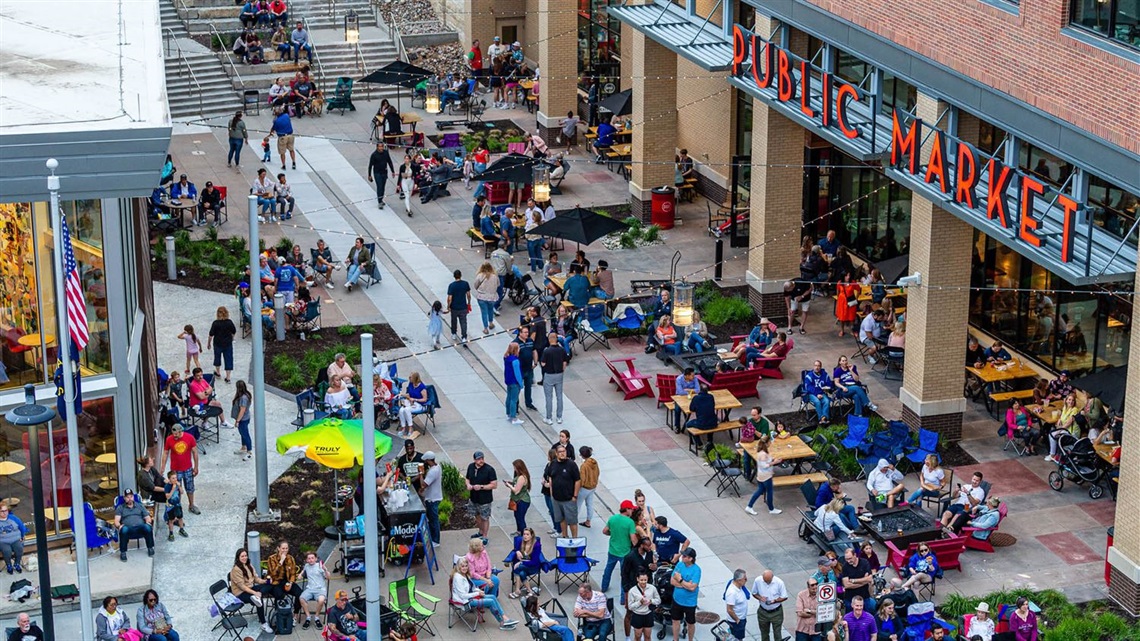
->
[[533, 165, 551, 203], [344, 10, 359, 43], [673, 281, 695, 327], [425, 84, 442, 114]]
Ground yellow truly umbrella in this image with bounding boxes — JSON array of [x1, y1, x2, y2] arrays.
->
[[275, 417, 392, 469]]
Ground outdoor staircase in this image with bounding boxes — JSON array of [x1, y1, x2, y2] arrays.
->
[[286, 0, 377, 31], [161, 0, 243, 121]]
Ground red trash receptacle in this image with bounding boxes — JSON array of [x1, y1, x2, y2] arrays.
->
[[1106, 526, 1115, 586], [651, 186, 676, 229]]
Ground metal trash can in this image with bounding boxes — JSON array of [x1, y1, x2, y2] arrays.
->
[[1106, 526, 1114, 587], [651, 186, 676, 229]]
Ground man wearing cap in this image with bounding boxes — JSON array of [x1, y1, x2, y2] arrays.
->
[[160, 422, 201, 515], [325, 590, 365, 640], [670, 548, 700, 641], [170, 173, 197, 204], [1046, 370, 1074, 401], [419, 451, 442, 547], [396, 439, 425, 490], [113, 489, 154, 561], [513, 326, 539, 411], [488, 36, 506, 59], [601, 500, 638, 593], [465, 451, 497, 539], [198, 181, 222, 226], [652, 517, 690, 566], [621, 537, 656, 638]]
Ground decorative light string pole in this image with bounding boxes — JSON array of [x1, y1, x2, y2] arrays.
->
[[247, 195, 278, 524], [359, 334, 381, 625]]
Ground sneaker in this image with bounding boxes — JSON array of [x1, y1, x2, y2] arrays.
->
[[257, 216, 266, 223], [189, 505, 201, 515], [179, 528, 188, 538], [335, 263, 343, 270], [4, 564, 11, 574], [744, 506, 758, 515], [251, 594, 263, 608], [147, 547, 155, 557], [500, 619, 519, 630], [1045, 455, 1055, 462], [543, 418, 553, 425], [452, 334, 459, 342], [557, 418, 563, 424], [494, 308, 502, 316], [859, 513, 874, 522], [867, 356, 878, 365], [769, 508, 783, 515], [314, 618, 322, 627], [511, 418, 524, 425], [168, 533, 175, 542], [262, 623, 273, 634], [325, 282, 334, 289], [525, 405, 538, 411], [868, 403, 878, 412], [235, 448, 248, 455], [120, 552, 128, 562], [303, 620, 312, 630], [13, 564, 21, 574], [346, 283, 353, 292]]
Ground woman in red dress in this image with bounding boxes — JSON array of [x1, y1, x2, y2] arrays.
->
[[835, 272, 860, 337]]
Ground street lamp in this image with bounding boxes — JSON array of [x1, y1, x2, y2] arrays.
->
[[5, 385, 57, 641], [533, 164, 551, 203], [425, 83, 442, 114], [673, 281, 694, 327], [344, 10, 359, 43]]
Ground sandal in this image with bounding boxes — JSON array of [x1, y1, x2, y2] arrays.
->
[[509, 592, 520, 599], [799, 328, 807, 334]]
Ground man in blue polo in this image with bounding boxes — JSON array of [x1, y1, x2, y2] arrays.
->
[[275, 261, 301, 304], [270, 108, 296, 170], [673, 368, 699, 430]]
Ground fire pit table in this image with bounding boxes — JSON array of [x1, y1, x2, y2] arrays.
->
[[666, 351, 743, 373], [863, 504, 945, 549]]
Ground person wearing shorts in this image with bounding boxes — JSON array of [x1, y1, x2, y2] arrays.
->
[[160, 423, 200, 515], [784, 279, 813, 334], [298, 551, 330, 630], [670, 548, 700, 641], [270, 108, 296, 170], [465, 451, 497, 539], [545, 444, 580, 537]]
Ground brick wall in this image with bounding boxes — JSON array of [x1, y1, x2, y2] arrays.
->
[[1110, 265, 1140, 614], [748, 287, 789, 324], [536, 0, 575, 130], [629, 32, 678, 207], [747, 96, 803, 286], [676, 57, 733, 187], [900, 404, 962, 442], [804, 0, 1140, 155], [1109, 566, 1140, 616]]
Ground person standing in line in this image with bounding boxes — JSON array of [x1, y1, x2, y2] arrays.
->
[[723, 568, 750, 641], [670, 548, 701, 641], [601, 500, 638, 593], [540, 331, 569, 425], [398, 153, 419, 216], [419, 452, 442, 547], [473, 262, 498, 335], [577, 446, 598, 528], [207, 306, 237, 383], [367, 143, 395, 209], [446, 269, 471, 346], [231, 381, 252, 460], [513, 326, 539, 411], [752, 570, 788, 641], [504, 342, 524, 425], [226, 111, 249, 168], [271, 106, 296, 170], [795, 579, 823, 641], [160, 423, 200, 515], [504, 459, 531, 537], [426, 301, 444, 350], [465, 451, 497, 539], [841, 596, 877, 641], [745, 435, 783, 516], [545, 444, 580, 537], [176, 325, 201, 376]]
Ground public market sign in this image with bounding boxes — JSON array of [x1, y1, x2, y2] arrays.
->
[[729, 24, 1135, 283]]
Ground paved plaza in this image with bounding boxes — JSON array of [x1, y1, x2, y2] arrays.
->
[[6, 99, 1115, 639]]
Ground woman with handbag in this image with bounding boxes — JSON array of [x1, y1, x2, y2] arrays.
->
[[505, 459, 532, 537], [136, 589, 180, 641], [834, 272, 860, 337], [95, 596, 139, 641]]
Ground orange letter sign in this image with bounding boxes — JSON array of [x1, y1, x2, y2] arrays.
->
[[924, 131, 949, 194], [1019, 176, 1045, 247], [1058, 194, 1078, 263], [890, 110, 919, 175], [986, 158, 1014, 228], [955, 143, 978, 209]]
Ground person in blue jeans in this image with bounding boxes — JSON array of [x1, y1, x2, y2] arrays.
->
[[525, 595, 575, 641], [744, 436, 783, 516], [451, 558, 519, 630], [814, 477, 860, 531], [601, 501, 638, 593], [673, 369, 699, 430], [832, 356, 877, 416], [802, 360, 833, 424]]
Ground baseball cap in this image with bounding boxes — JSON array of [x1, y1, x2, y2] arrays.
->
[[512, 41, 521, 47], [1060, 370, 1071, 377], [493, 36, 501, 41], [334, 590, 349, 600], [122, 488, 135, 496], [422, 451, 436, 461], [681, 547, 696, 559], [404, 439, 415, 449], [473, 450, 485, 460], [620, 499, 635, 511]]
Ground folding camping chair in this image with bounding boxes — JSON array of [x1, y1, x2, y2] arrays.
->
[[577, 303, 612, 352], [552, 537, 598, 595], [389, 576, 439, 638], [326, 77, 356, 114], [360, 242, 383, 288], [209, 579, 249, 640]]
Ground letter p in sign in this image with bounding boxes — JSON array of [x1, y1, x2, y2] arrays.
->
[[816, 582, 837, 624]]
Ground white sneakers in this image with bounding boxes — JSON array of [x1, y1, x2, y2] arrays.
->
[[543, 418, 553, 425], [251, 594, 263, 607], [499, 618, 519, 630], [744, 506, 758, 515], [510, 418, 524, 425], [770, 508, 783, 515]]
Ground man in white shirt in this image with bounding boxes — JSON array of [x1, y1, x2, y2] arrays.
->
[[723, 569, 749, 640], [941, 471, 986, 529], [542, 201, 556, 223], [487, 36, 506, 59], [275, 173, 295, 220], [751, 570, 788, 641], [859, 308, 885, 364]]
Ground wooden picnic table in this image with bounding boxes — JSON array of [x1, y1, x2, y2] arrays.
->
[[966, 361, 1039, 385], [1027, 401, 1064, 425], [607, 143, 632, 157], [740, 434, 818, 475], [400, 112, 422, 131], [856, 286, 907, 302], [1095, 442, 1117, 464], [672, 389, 741, 421]]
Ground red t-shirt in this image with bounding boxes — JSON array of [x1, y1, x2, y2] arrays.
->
[[474, 148, 490, 165], [165, 433, 197, 472], [188, 378, 211, 407], [470, 46, 483, 71]]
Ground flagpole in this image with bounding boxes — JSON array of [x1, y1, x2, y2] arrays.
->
[[47, 158, 93, 640]]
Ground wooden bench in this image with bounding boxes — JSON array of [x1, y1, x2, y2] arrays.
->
[[468, 228, 497, 258], [772, 472, 828, 487], [685, 421, 739, 453], [707, 368, 762, 399], [987, 389, 1035, 417]]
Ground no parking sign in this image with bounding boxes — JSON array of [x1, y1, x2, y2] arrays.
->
[[816, 582, 836, 624]]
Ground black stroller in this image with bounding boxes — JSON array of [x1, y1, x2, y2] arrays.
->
[[1048, 433, 1108, 499], [651, 564, 687, 640]]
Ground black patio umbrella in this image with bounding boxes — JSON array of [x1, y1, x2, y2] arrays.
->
[[473, 153, 544, 183], [358, 60, 434, 107], [529, 206, 629, 246], [1075, 364, 1127, 414], [598, 89, 632, 117]]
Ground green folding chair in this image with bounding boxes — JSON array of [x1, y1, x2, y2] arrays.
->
[[389, 576, 439, 637]]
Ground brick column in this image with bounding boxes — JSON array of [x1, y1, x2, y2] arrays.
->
[[744, 97, 803, 320], [1109, 265, 1140, 615], [535, 0, 577, 146], [898, 92, 971, 440], [628, 30, 677, 221]]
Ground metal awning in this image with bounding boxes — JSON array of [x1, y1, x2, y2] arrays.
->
[[609, 1, 734, 72]]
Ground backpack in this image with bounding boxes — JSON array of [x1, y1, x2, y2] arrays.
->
[[274, 597, 294, 634]]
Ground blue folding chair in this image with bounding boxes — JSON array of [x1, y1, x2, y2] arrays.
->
[[840, 415, 872, 450], [552, 537, 598, 595], [69, 502, 114, 558], [905, 428, 940, 465], [410, 384, 441, 431], [856, 437, 896, 480], [577, 304, 612, 352], [292, 389, 329, 427]]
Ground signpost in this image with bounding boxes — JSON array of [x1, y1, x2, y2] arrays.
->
[[816, 582, 837, 625]]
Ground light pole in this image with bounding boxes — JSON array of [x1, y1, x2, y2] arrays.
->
[[6, 385, 57, 640]]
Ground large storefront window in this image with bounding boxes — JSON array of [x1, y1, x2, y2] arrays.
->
[[734, 89, 752, 198], [0, 200, 109, 390], [970, 231, 1132, 376], [1070, 0, 1140, 51], [1018, 143, 1074, 190], [578, 0, 621, 98], [1087, 173, 1140, 241], [0, 396, 118, 541]]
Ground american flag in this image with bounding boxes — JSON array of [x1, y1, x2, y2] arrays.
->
[[61, 216, 89, 351]]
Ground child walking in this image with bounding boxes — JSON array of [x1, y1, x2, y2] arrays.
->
[[427, 301, 444, 350], [177, 325, 201, 374], [261, 136, 272, 162], [163, 471, 188, 541], [462, 153, 475, 189]]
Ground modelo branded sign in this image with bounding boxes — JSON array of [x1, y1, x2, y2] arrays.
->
[[731, 25, 1086, 268]]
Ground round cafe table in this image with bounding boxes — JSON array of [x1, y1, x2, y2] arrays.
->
[[96, 453, 117, 490], [0, 461, 26, 508]]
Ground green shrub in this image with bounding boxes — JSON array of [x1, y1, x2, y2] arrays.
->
[[276, 237, 294, 257], [702, 294, 753, 326], [703, 443, 739, 467], [205, 225, 219, 242], [440, 463, 469, 500], [438, 498, 453, 528], [360, 325, 375, 334], [623, 216, 642, 230], [337, 325, 356, 337], [619, 232, 637, 249], [642, 225, 660, 243]]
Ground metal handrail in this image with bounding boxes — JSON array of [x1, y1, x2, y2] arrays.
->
[[209, 22, 246, 93], [354, 42, 373, 101], [301, 17, 329, 92], [171, 0, 196, 30], [163, 27, 205, 118], [392, 20, 408, 63]]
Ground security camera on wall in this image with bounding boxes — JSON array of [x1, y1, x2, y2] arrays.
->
[[897, 272, 922, 288]]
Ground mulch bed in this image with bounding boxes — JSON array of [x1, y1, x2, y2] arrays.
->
[[425, 118, 532, 147], [152, 262, 241, 296], [248, 458, 344, 554], [443, 497, 477, 532]]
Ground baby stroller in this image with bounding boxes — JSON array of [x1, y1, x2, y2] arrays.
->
[[651, 564, 687, 640], [1048, 433, 1108, 499]]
